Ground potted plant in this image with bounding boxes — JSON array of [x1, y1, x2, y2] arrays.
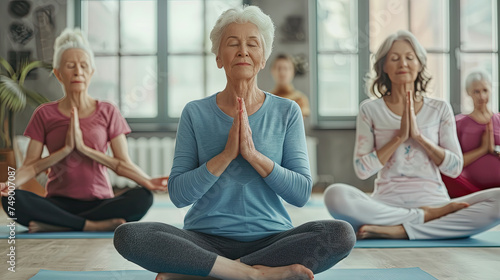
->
[[0, 56, 51, 181]]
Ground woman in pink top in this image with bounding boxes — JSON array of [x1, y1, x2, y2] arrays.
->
[[0, 28, 167, 233], [324, 30, 500, 240], [442, 71, 500, 197]]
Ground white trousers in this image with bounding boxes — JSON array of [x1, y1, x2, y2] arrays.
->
[[323, 183, 500, 240]]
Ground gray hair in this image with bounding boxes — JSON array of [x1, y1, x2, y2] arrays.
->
[[369, 30, 431, 98], [465, 70, 492, 92], [53, 28, 95, 70], [210, 5, 275, 61]]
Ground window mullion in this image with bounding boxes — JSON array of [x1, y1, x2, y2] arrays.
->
[[203, 0, 208, 97], [310, 0, 319, 127], [358, 0, 370, 108], [158, 0, 169, 122], [449, 0, 461, 114]]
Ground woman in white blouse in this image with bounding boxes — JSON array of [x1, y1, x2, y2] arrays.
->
[[324, 30, 500, 240]]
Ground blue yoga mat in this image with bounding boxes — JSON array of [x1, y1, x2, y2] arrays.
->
[[29, 267, 437, 280], [0, 224, 115, 239], [354, 230, 500, 248], [0, 223, 182, 239]]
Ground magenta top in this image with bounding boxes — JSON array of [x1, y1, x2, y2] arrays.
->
[[24, 101, 131, 200], [455, 113, 500, 188]]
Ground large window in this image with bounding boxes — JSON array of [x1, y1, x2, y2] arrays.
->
[[314, 0, 499, 128], [79, 0, 243, 130]]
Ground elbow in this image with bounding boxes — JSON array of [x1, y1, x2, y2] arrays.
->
[[292, 177, 313, 207], [354, 166, 371, 180], [353, 159, 371, 180], [440, 153, 463, 178], [445, 166, 463, 179], [170, 196, 189, 208], [114, 160, 128, 177], [166, 176, 190, 208], [355, 170, 371, 180]]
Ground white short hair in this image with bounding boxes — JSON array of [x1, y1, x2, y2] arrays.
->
[[209, 5, 275, 61], [53, 28, 95, 70], [465, 70, 492, 92]]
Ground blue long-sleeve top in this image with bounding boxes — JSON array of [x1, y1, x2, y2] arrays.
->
[[168, 91, 312, 242]]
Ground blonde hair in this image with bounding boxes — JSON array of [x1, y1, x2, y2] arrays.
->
[[53, 28, 95, 70]]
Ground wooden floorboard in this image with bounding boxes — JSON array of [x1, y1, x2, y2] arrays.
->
[[1, 193, 499, 280]]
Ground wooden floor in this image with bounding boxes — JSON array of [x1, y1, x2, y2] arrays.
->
[[1, 193, 499, 280]]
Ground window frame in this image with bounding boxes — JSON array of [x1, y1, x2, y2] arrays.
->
[[311, 0, 500, 129], [75, 0, 246, 132]]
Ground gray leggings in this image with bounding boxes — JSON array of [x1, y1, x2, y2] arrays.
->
[[113, 220, 355, 276]]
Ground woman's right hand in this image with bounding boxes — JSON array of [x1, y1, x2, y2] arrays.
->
[[223, 100, 241, 160], [398, 91, 411, 142], [65, 113, 75, 153]]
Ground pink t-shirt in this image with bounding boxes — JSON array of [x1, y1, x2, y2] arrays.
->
[[24, 101, 131, 200], [456, 113, 500, 188]]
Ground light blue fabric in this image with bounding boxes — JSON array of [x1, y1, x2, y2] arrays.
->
[[354, 231, 500, 248], [29, 267, 437, 280], [168, 92, 312, 241]]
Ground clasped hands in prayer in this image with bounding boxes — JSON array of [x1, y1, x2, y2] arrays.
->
[[480, 121, 499, 158], [397, 90, 422, 143], [65, 108, 168, 192], [224, 97, 257, 161]]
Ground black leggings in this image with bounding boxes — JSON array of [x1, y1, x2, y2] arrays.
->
[[114, 220, 356, 276], [1, 187, 153, 230]]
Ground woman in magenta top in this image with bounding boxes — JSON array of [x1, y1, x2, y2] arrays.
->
[[442, 71, 500, 197], [0, 28, 167, 233]]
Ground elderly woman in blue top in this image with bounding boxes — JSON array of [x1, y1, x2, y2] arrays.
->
[[113, 6, 355, 280]]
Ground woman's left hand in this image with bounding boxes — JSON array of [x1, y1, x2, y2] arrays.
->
[[71, 108, 87, 153], [238, 98, 257, 161]]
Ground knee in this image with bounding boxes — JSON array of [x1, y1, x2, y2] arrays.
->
[[113, 222, 142, 258], [139, 187, 154, 208], [323, 183, 353, 215], [305, 220, 355, 273], [326, 220, 356, 254], [310, 220, 356, 254], [491, 189, 500, 221], [127, 187, 154, 217]]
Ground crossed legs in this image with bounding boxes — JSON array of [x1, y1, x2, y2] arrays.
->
[[113, 220, 355, 279]]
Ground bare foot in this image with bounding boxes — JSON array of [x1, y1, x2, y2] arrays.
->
[[357, 224, 408, 239], [83, 218, 126, 231], [252, 264, 314, 280], [156, 273, 218, 280], [29, 221, 72, 233], [420, 202, 469, 222]]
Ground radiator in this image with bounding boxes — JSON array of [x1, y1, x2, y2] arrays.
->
[[109, 137, 176, 188], [110, 136, 318, 188]]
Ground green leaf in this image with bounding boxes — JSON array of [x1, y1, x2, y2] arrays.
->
[[0, 56, 15, 77], [19, 60, 52, 86], [0, 103, 8, 145], [0, 76, 26, 112]]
